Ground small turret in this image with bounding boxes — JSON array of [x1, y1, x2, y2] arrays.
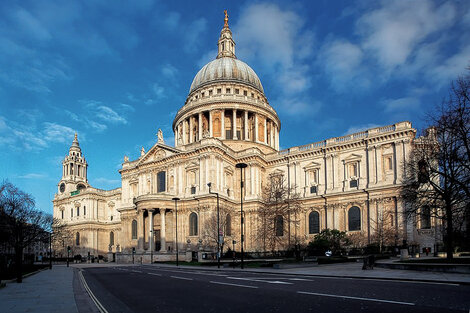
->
[[58, 133, 88, 195]]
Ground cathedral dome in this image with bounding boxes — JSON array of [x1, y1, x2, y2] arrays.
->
[[189, 57, 264, 94]]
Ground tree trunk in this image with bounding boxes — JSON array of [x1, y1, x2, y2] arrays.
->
[[15, 245, 23, 283], [445, 203, 454, 260]]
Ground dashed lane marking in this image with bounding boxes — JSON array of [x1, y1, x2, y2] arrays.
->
[[210, 281, 259, 289], [297, 291, 415, 306], [170, 276, 193, 281], [227, 277, 292, 285]]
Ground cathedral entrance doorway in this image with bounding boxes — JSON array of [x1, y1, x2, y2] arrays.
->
[[154, 230, 161, 251]]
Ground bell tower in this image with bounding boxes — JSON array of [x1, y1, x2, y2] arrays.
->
[[57, 133, 88, 195]]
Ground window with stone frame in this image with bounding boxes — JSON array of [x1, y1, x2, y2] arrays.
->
[[157, 171, 166, 192], [131, 220, 138, 239], [110, 232, 114, 245], [421, 206, 431, 229], [189, 212, 198, 236], [225, 214, 232, 236], [275, 215, 284, 236], [348, 162, 358, 178], [348, 206, 361, 231], [383, 155, 393, 172], [308, 211, 320, 234], [76, 232, 80, 246]]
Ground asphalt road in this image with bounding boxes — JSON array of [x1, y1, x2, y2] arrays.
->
[[82, 265, 470, 313]]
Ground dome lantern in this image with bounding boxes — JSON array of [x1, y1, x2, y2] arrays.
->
[[217, 10, 236, 59]]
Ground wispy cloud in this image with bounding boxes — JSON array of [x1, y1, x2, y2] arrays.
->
[[233, 3, 316, 115], [16, 173, 48, 179]]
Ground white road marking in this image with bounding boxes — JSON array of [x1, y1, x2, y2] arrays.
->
[[297, 291, 415, 306], [147, 272, 162, 276], [78, 270, 109, 313], [130, 270, 142, 273], [289, 278, 313, 281], [210, 281, 259, 289], [315, 276, 460, 286], [170, 276, 193, 281], [143, 267, 227, 277], [227, 277, 292, 285]]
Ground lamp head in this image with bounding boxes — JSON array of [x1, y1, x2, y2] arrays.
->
[[172, 197, 180, 201], [207, 182, 212, 188]]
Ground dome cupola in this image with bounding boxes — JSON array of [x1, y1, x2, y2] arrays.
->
[[173, 11, 280, 152]]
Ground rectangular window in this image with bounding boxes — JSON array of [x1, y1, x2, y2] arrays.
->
[[209, 90, 213, 96], [71, 208, 73, 218], [61, 210, 64, 219], [236, 130, 241, 139], [84, 206, 86, 216], [349, 163, 358, 177], [217, 88, 222, 94], [251, 93, 254, 98], [235, 89, 239, 94], [226, 130, 232, 139], [350, 179, 358, 188], [191, 186, 196, 194], [77, 207, 79, 216], [310, 186, 317, 194], [226, 88, 231, 94], [243, 90, 247, 96], [157, 171, 166, 193]]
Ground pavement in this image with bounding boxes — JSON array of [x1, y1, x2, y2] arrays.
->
[[0, 259, 469, 312]]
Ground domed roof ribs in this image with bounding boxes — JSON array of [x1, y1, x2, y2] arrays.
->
[[217, 10, 236, 59]]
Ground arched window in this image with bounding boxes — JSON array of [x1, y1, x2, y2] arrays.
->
[[110, 232, 114, 246], [421, 206, 431, 229], [275, 215, 283, 236], [189, 212, 198, 236], [348, 206, 361, 231], [309, 211, 320, 234], [76, 232, 80, 246], [225, 214, 231, 236], [131, 220, 137, 240]]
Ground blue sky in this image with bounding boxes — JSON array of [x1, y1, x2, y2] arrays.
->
[[1, 0, 469, 215]]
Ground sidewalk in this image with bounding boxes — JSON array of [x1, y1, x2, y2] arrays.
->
[[0, 265, 78, 313]]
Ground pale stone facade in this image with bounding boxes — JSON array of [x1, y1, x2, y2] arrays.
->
[[52, 15, 438, 262]]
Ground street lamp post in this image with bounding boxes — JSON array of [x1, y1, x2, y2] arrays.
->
[[207, 182, 221, 268], [172, 197, 180, 267], [235, 162, 247, 269], [49, 229, 52, 270]]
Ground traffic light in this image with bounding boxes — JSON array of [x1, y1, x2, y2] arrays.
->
[[67, 246, 71, 253]]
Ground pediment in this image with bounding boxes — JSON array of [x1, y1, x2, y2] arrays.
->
[[185, 161, 199, 170], [303, 161, 322, 170], [136, 142, 180, 166], [343, 153, 362, 162]]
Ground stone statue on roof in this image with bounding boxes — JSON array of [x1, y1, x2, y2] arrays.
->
[[157, 128, 164, 144]]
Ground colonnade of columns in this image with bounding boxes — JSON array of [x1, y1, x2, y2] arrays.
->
[[138, 208, 171, 253], [175, 109, 279, 150]]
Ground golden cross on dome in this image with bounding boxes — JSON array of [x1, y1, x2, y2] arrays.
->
[[224, 10, 229, 27]]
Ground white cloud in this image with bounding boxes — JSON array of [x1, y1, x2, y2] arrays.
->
[[93, 177, 121, 186], [152, 83, 165, 98], [233, 3, 315, 113], [43, 122, 76, 143], [381, 97, 421, 113], [357, 0, 456, 70], [184, 18, 208, 53], [17, 173, 48, 179], [319, 39, 368, 91]]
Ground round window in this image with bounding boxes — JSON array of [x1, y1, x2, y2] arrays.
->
[[60, 183, 65, 193]]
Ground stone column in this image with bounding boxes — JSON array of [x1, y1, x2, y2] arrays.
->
[[198, 112, 202, 140], [209, 111, 213, 137], [233, 109, 237, 139], [159, 208, 166, 252], [138, 209, 145, 250], [189, 116, 194, 143], [148, 209, 155, 252], [264, 118, 267, 144], [183, 119, 187, 145], [244, 111, 248, 141], [221, 110, 225, 139], [254, 113, 258, 142]]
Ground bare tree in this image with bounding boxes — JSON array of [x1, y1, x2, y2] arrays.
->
[[202, 205, 233, 254], [370, 209, 404, 253], [257, 173, 301, 253], [401, 70, 470, 260], [0, 181, 52, 282], [51, 218, 74, 257]]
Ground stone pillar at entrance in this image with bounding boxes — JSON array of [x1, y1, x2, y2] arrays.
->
[[148, 209, 155, 252], [159, 208, 166, 252]]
